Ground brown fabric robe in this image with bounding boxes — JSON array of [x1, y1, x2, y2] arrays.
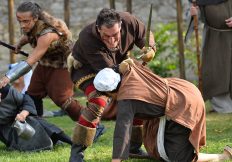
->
[[199, 0, 232, 100], [117, 62, 206, 158]]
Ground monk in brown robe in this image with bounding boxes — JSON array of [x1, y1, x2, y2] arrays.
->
[[93, 60, 232, 162], [189, 0, 232, 113]]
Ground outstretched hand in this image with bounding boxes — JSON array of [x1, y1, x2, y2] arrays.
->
[[0, 76, 10, 89]]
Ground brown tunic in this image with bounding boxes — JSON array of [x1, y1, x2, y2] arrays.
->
[[71, 11, 146, 88], [117, 63, 206, 158], [199, 0, 232, 99], [25, 20, 79, 120], [26, 20, 72, 68]]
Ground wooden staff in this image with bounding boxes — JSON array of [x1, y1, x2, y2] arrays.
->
[[0, 40, 29, 57], [8, 0, 15, 63], [192, 0, 202, 93]]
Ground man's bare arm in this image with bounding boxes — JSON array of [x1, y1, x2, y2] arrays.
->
[[0, 32, 59, 88], [27, 32, 59, 66]]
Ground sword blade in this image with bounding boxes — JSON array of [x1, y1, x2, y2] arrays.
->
[[145, 3, 153, 47]]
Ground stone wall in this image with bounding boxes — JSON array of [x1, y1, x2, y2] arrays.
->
[[0, 0, 190, 38]]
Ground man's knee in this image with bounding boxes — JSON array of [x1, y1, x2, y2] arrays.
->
[[81, 97, 107, 124], [81, 85, 108, 125], [61, 97, 84, 121]]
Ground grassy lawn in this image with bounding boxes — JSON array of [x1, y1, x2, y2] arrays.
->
[[0, 98, 232, 162]]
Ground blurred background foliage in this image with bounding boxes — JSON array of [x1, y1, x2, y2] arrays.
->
[[132, 22, 201, 80]]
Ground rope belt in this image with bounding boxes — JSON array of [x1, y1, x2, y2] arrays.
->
[[207, 25, 232, 32], [157, 115, 170, 162]]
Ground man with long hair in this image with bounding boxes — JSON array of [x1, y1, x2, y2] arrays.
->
[[0, 2, 82, 121]]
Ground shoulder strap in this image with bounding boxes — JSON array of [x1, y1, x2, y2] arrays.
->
[[39, 27, 63, 37]]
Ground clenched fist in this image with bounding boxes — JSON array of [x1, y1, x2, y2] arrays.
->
[[67, 54, 83, 73], [15, 110, 29, 122], [119, 58, 134, 74], [140, 47, 155, 63]]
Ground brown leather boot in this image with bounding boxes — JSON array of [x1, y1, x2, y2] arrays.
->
[[62, 98, 84, 121]]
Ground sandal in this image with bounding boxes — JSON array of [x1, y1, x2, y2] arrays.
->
[[224, 145, 232, 159]]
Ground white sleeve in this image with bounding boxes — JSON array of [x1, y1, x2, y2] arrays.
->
[[22, 70, 33, 94]]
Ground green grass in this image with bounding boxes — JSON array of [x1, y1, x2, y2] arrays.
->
[[0, 98, 232, 162]]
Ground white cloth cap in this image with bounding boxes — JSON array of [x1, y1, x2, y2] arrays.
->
[[94, 68, 121, 92]]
